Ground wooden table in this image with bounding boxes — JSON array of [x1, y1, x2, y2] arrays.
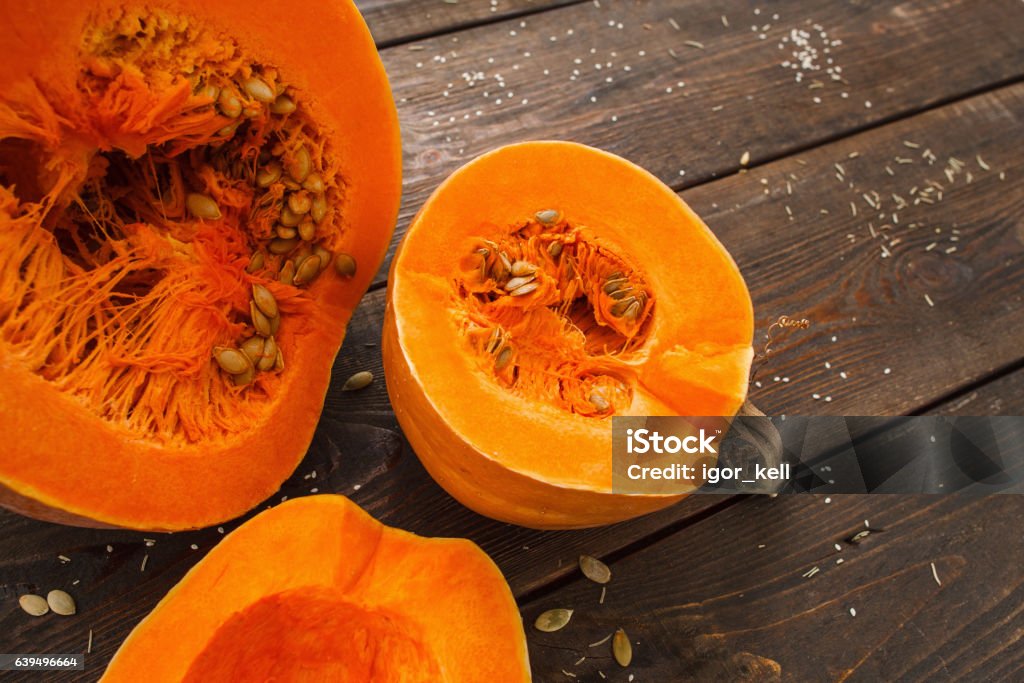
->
[[3, 0, 1023, 680]]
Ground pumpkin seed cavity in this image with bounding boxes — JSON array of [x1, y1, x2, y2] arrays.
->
[[0, 9, 362, 442], [454, 211, 652, 418]]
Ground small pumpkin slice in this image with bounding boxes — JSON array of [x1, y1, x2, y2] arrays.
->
[[384, 141, 754, 529], [102, 495, 530, 682]]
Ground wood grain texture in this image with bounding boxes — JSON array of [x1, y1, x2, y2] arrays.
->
[[358, 0, 581, 47], [521, 494, 1024, 681], [376, 0, 1024, 284]]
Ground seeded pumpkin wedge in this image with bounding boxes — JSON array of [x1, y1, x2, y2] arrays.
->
[[103, 495, 531, 682], [0, 1, 401, 529], [383, 141, 753, 529]]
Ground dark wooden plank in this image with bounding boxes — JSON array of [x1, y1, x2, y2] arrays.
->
[[374, 0, 1024, 284], [521, 494, 1024, 681], [3, 79, 1022, 679], [931, 368, 1024, 415], [358, 0, 581, 47]]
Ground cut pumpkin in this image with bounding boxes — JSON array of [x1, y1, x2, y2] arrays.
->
[[0, 0, 401, 529], [383, 141, 753, 529], [102, 495, 531, 682]]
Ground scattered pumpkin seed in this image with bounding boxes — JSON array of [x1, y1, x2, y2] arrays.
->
[[622, 301, 642, 321], [313, 245, 332, 273], [293, 254, 322, 286], [250, 302, 273, 337], [186, 193, 221, 220], [589, 393, 610, 413], [536, 209, 560, 225], [534, 608, 573, 632], [232, 364, 255, 386], [276, 225, 298, 240], [485, 328, 503, 354], [274, 347, 285, 371], [610, 297, 638, 317], [213, 346, 251, 375], [287, 145, 312, 183], [19, 594, 48, 617], [47, 589, 76, 616], [342, 370, 374, 391], [279, 206, 303, 227], [287, 192, 312, 215], [240, 336, 264, 364], [217, 90, 242, 118], [252, 284, 279, 318], [548, 241, 563, 258], [311, 193, 328, 223], [269, 311, 281, 336], [269, 94, 296, 115], [579, 555, 612, 584], [298, 218, 316, 242], [603, 278, 628, 294], [612, 628, 632, 667], [243, 76, 275, 103], [334, 253, 357, 277], [511, 260, 537, 277], [509, 281, 539, 297]]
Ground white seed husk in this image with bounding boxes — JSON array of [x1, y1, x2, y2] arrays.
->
[[47, 589, 76, 616], [579, 554, 612, 584], [534, 608, 573, 632]]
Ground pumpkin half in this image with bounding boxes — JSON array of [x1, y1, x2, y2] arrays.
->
[[0, 1, 401, 529], [102, 495, 530, 682], [383, 141, 753, 529]]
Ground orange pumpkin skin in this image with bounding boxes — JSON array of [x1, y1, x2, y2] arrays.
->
[[383, 141, 753, 529], [102, 495, 531, 682], [0, 0, 401, 530]]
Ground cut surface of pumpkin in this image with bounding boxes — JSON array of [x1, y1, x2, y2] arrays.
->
[[384, 141, 753, 529], [102, 495, 530, 682], [0, 1, 401, 529]]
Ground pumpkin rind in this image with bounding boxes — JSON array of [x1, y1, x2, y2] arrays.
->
[[383, 141, 754, 529], [0, 0, 401, 530], [102, 495, 531, 682]]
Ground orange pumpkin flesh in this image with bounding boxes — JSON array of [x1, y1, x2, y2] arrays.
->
[[0, 1, 401, 529], [384, 141, 753, 529], [102, 495, 530, 682]]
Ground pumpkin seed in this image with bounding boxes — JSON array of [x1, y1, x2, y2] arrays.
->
[[287, 192, 311, 215], [313, 245, 332, 272], [485, 328, 503, 354], [287, 145, 312, 183], [311, 193, 328, 223], [298, 218, 316, 242], [604, 278, 628, 294], [276, 225, 298, 240], [302, 173, 325, 193], [494, 345, 513, 371], [505, 275, 536, 291], [509, 281, 539, 297], [293, 254, 322, 286], [217, 90, 242, 118], [250, 302, 273, 337], [548, 241, 563, 258], [246, 251, 265, 273], [269, 237, 298, 255], [282, 178, 301, 191], [536, 209, 561, 225], [534, 608, 573, 632], [589, 392, 610, 412], [579, 555, 612, 584], [610, 297, 638, 317], [232, 364, 255, 386], [241, 102, 262, 119], [623, 301, 642, 321], [609, 287, 633, 300], [334, 253, 357, 277], [46, 589, 76, 616], [240, 336, 264, 364], [613, 628, 632, 667], [186, 193, 221, 220], [197, 83, 220, 101], [511, 260, 536, 277], [257, 337, 278, 372], [256, 162, 282, 188], [214, 346, 251, 375], [269, 95, 296, 115], [269, 311, 281, 336], [243, 76, 275, 103], [280, 206, 303, 227], [252, 284, 279, 318], [279, 259, 296, 285], [274, 347, 285, 371], [342, 370, 374, 391], [19, 594, 48, 617]]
